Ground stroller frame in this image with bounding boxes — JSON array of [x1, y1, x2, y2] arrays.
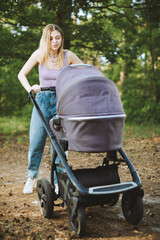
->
[[29, 88, 144, 237]]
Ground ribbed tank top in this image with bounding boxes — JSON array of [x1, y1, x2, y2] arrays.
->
[[39, 51, 67, 87]]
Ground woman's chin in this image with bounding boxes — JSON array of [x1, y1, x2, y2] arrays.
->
[[51, 46, 59, 51]]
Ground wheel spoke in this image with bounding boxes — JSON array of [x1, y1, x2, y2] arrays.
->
[[67, 203, 86, 237], [41, 193, 47, 202]]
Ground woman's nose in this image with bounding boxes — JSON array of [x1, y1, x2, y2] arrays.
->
[[52, 38, 57, 43]]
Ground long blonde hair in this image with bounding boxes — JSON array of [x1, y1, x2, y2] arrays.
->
[[39, 24, 64, 68]]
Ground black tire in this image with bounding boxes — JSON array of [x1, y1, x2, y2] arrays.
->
[[67, 204, 86, 237], [36, 178, 54, 218], [109, 194, 119, 206], [122, 191, 143, 225]]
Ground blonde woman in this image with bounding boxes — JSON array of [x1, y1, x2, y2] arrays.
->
[[18, 24, 82, 194]]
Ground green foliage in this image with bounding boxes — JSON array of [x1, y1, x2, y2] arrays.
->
[[121, 59, 160, 123], [71, 14, 118, 63], [104, 58, 124, 84], [0, 60, 38, 116]]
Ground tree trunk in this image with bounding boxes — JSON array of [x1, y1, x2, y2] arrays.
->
[[56, 0, 73, 49], [148, 13, 160, 103]]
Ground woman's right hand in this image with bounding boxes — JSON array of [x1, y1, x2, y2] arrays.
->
[[31, 84, 41, 93]]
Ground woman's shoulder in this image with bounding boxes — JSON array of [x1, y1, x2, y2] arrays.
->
[[64, 49, 83, 65], [63, 49, 73, 56], [32, 49, 40, 59], [29, 49, 41, 64], [62, 49, 69, 56]]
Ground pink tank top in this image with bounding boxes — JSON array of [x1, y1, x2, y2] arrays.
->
[[39, 51, 67, 87]]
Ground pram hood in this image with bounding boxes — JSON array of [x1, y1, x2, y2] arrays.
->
[[56, 65, 125, 119], [52, 64, 125, 152]]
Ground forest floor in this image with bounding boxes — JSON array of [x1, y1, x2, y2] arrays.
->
[[0, 133, 160, 240]]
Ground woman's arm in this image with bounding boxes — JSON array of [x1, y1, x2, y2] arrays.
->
[[18, 49, 40, 93], [67, 50, 83, 65]]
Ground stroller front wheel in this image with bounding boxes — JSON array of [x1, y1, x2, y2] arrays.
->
[[109, 193, 119, 206], [67, 202, 86, 237], [36, 178, 54, 218], [122, 190, 143, 225]]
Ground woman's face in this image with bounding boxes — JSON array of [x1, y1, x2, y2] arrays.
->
[[49, 30, 62, 52]]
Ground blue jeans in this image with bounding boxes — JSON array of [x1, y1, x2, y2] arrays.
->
[[28, 91, 57, 180]]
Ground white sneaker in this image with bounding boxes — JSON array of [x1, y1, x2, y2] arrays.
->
[[55, 183, 59, 194], [23, 178, 36, 194]]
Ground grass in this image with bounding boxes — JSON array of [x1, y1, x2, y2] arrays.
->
[[0, 116, 30, 135], [0, 116, 30, 145], [124, 123, 160, 140]]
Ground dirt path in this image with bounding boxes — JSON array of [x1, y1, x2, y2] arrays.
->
[[0, 135, 160, 240]]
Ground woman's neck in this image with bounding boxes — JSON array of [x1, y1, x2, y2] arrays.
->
[[48, 49, 58, 57]]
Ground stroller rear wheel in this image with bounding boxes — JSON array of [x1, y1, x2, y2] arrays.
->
[[122, 190, 143, 225], [36, 178, 54, 218], [67, 200, 86, 237]]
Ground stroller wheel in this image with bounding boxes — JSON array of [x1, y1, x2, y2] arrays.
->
[[67, 202, 86, 237], [36, 178, 54, 218], [122, 190, 143, 225]]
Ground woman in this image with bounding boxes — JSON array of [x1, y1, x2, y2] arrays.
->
[[18, 24, 83, 194]]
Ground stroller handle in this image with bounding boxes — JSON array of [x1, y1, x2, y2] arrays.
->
[[29, 87, 56, 96], [40, 87, 56, 91], [69, 64, 92, 68]]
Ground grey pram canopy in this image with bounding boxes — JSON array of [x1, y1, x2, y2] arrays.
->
[[50, 64, 126, 152]]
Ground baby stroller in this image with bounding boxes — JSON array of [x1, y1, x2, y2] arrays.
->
[[29, 64, 144, 237]]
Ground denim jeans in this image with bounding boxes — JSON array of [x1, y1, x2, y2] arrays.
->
[[28, 91, 57, 180]]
